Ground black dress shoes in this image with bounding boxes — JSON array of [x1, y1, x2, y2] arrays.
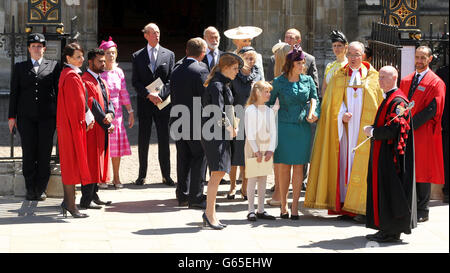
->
[[189, 200, 207, 209], [367, 231, 402, 243], [93, 199, 112, 206], [163, 177, 175, 186], [365, 230, 383, 240], [418, 216, 429, 223], [79, 202, 102, 210], [134, 178, 146, 185], [188, 200, 219, 209]]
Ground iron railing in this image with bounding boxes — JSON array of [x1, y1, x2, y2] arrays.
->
[[368, 22, 403, 73]]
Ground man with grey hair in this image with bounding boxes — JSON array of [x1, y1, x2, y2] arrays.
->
[[132, 22, 175, 186], [202, 26, 223, 71], [170, 37, 209, 208], [305, 41, 384, 222], [364, 66, 416, 243], [399, 45, 446, 222]]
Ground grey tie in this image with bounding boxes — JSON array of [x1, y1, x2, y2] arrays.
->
[[150, 47, 156, 72], [33, 60, 39, 73], [209, 51, 216, 69]]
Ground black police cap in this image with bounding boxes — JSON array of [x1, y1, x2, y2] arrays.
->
[[27, 33, 46, 46]]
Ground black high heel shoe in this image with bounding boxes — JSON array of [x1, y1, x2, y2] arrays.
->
[[226, 194, 235, 200], [202, 213, 224, 230], [280, 212, 290, 219], [61, 202, 89, 218]]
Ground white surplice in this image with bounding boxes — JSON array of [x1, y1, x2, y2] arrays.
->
[[337, 67, 365, 202]]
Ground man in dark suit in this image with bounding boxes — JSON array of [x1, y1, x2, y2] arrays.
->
[[202, 26, 223, 71], [170, 38, 209, 208], [266, 28, 319, 91], [132, 23, 175, 186], [8, 33, 61, 201]]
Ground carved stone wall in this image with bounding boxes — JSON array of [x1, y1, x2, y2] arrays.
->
[[0, 0, 448, 94], [0, 0, 98, 93]]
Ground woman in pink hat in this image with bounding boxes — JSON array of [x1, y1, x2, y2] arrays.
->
[[99, 37, 134, 189]]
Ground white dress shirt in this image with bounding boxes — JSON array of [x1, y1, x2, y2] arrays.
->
[[415, 67, 429, 84], [32, 57, 43, 73]]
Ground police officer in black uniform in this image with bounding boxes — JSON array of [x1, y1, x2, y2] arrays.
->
[[8, 33, 61, 201]]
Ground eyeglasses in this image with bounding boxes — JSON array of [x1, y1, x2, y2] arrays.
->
[[346, 54, 362, 59]]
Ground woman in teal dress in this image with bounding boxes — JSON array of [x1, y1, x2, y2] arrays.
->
[[267, 45, 320, 219]]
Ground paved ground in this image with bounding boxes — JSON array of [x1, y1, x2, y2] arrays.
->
[[0, 114, 448, 253]]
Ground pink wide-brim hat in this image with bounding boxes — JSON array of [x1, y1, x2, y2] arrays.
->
[[99, 36, 117, 50]]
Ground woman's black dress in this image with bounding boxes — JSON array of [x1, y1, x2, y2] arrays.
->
[[201, 72, 235, 173]]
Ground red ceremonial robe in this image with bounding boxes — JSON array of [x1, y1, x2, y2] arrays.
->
[[56, 67, 92, 185], [400, 70, 446, 184], [82, 72, 111, 184]]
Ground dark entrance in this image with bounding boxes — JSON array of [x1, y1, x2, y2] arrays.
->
[[98, 0, 228, 62]]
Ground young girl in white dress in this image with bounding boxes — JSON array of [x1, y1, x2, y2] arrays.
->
[[244, 81, 277, 221]]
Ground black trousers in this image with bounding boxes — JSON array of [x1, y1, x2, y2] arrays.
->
[[175, 139, 206, 204], [80, 183, 99, 206], [416, 182, 431, 218], [16, 116, 55, 196], [137, 109, 171, 180]]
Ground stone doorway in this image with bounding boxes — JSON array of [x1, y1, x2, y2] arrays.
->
[[98, 0, 226, 62]]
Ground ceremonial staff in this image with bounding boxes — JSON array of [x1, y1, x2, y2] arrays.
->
[[352, 101, 415, 152]]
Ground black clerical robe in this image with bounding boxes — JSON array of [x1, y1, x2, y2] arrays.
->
[[366, 88, 417, 235]]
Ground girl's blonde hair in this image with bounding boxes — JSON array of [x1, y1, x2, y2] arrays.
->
[[204, 54, 240, 87], [273, 43, 292, 78], [246, 81, 273, 106]]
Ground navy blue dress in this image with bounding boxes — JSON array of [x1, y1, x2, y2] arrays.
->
[[201, 72, 235, 173]]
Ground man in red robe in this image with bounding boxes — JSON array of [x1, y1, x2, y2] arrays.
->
[[80, 48, 115, 209], [400, 46, 446, 222]]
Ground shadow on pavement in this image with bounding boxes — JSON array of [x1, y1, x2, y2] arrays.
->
[[133, 226, 202, 236], [105, 198, 182, 214], [0, 199, 69, 225], [297, 235, 408, 251]]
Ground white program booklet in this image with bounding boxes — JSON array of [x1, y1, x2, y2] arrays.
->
[[85, 108, 94, 126], [145, 77, 171, 110]]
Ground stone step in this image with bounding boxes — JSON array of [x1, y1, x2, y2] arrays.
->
[[0, 162, 63, 198]]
